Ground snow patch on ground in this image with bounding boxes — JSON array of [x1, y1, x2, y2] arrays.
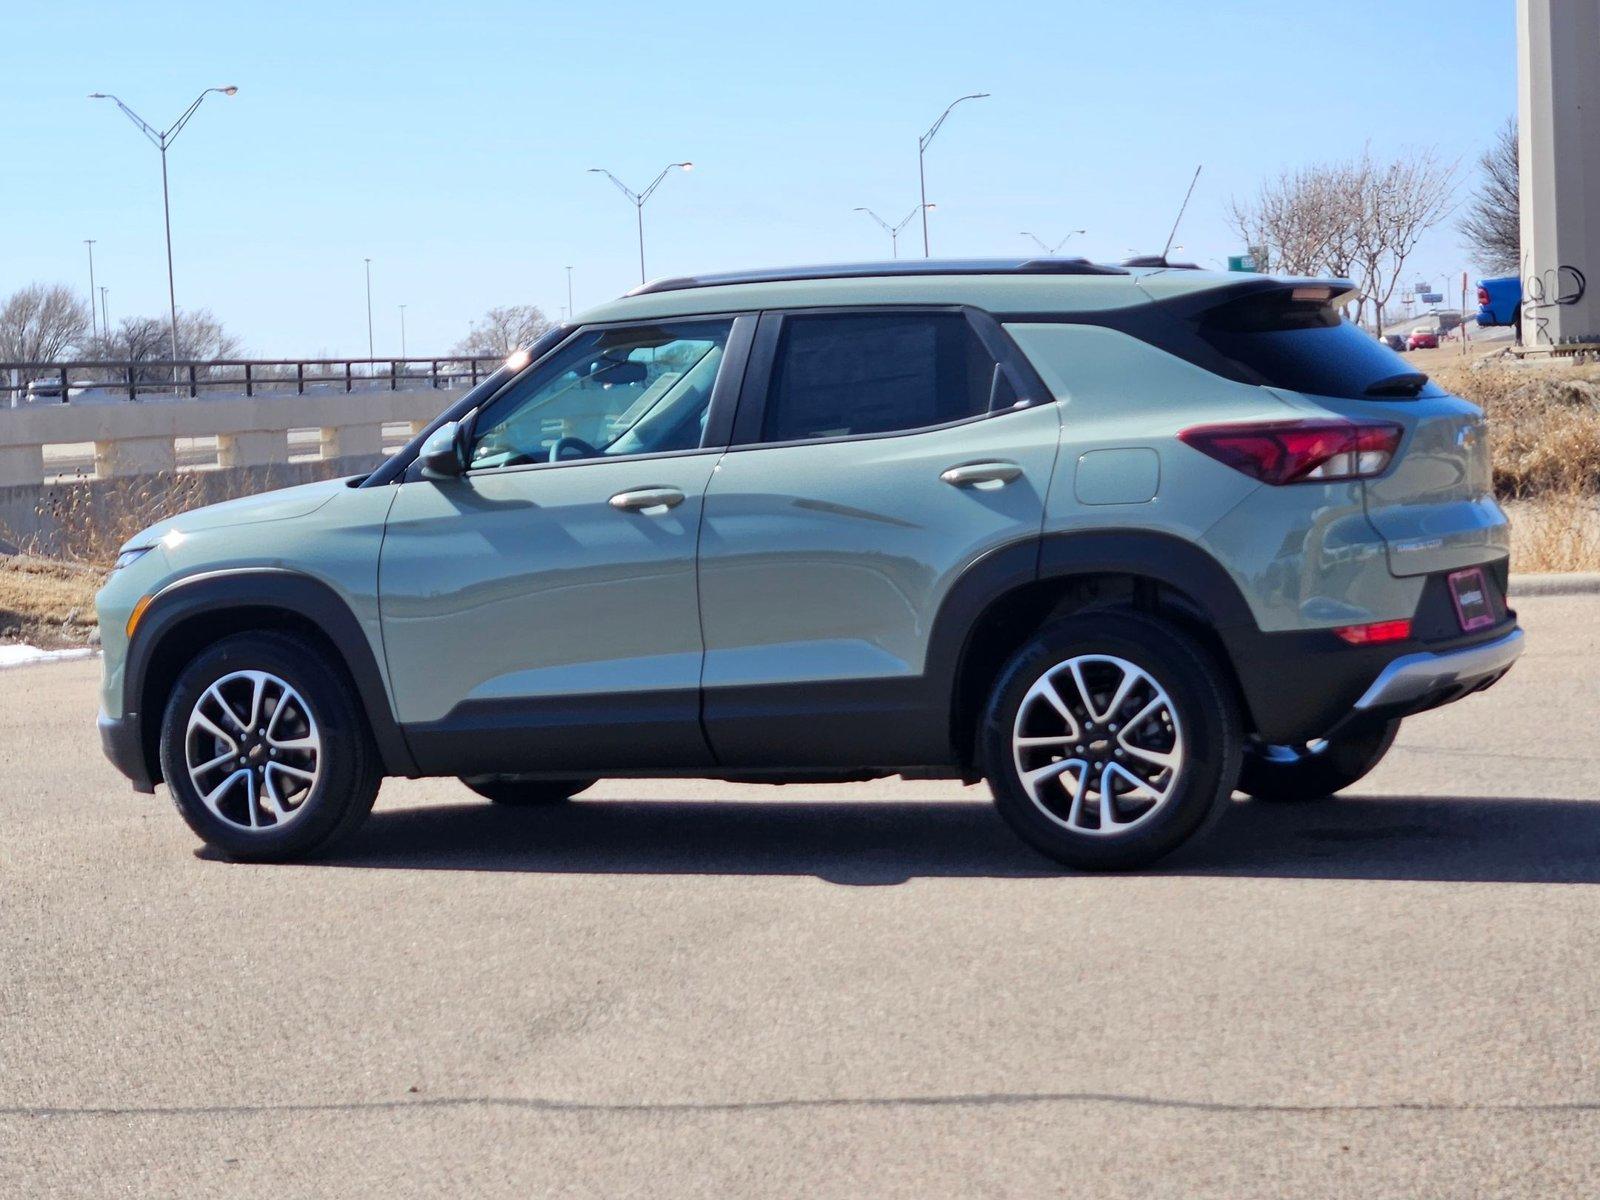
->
[[0, 644, 95, 669]]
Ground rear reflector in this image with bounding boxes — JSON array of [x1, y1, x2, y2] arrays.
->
[[1178, 420, 1403, 485], [1335, 619, 1413, 645]]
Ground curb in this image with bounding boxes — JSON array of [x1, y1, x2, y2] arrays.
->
[[1509, 572, 1600, 597]]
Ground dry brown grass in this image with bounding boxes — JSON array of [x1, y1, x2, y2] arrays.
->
[[9, 471, 210, 566], [1504, 494, 1600, 573], [1433, 360, 1600, 499], [0, 554, 104, 647]]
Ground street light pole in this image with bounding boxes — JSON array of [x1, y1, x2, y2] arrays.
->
[[99, 287, 109, 340], [84, 240, 98, 339], [1020, 229, 1086, 255], [917, 93, 988, 257], [587, 162, 693, 284], [363, 258, 374, 359], [89, 86, 238, 373], [854, 205, 935, 259], [399, 304, 407, 359], [566, 265, 574, 316]]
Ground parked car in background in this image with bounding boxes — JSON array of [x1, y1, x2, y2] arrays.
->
[[1408, 328, 1440, 351], [96, 259, 1521, 872], [1477, 276, 1522, 338], [1379, 333, 1408, 352]]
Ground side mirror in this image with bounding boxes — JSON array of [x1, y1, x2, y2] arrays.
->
[[419, 420, 467, 480]]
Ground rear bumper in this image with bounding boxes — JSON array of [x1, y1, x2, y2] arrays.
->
[[98, 709, 154, 794], [1354, 627, 1524, 712]]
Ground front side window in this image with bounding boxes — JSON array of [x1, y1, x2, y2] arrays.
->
[[761, 312, 997, 443], [469, 319, 733, 469]]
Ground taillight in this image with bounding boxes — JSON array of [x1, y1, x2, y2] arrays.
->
[[1335, 619, 1412, 645], [1177, 420, 1403, 485], [1476, 286, 1490, 307]]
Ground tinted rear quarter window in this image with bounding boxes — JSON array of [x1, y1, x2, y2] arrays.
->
[[1196, 291, 1442, 400], [762, 312, 996, 442]]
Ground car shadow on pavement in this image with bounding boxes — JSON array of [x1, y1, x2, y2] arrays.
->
[[292, 792, 1600, 886]]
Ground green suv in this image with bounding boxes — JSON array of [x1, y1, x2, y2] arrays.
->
[[96, 260, 1523, 870]]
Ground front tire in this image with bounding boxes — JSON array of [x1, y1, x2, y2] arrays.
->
[[1238, 719, 1400, 802], [159, 631, 382, 862], [981, 612, 1242, 871], [459, 776, 595, 806]]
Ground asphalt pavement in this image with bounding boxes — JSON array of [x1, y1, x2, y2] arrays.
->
[[4, 593, 1600, 1197]]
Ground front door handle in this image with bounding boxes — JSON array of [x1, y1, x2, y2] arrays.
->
[[940, 460, 1023, 488], [609, 487, 686, 513]]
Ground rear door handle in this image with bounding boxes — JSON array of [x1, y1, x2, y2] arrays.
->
[[940, 461, 1023, 488], [609, 487, 686, 512]]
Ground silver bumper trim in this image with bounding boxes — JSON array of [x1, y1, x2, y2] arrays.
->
[[1354, 627, 1524, 711]]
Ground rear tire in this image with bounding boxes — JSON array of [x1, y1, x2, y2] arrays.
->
[[159, 631, 382, 862], [460, 776, 596, 806], [1238, 719, 1401, 802], [980, 612, 1243, 871]]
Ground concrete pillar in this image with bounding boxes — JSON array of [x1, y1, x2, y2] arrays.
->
[[408, 419, 430, 437], [319, 424, 385, 459], [1518, 0, 1600, 350], [93, 437, 176, 479], [216, 430, 289, 469], [0, 445, 45, 486]]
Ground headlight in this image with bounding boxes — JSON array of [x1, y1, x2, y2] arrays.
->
[[113, 546, 153, 571]]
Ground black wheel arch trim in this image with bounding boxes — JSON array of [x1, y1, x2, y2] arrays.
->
[[927, 529, 1272, 762], [123, 568, 417, 783]]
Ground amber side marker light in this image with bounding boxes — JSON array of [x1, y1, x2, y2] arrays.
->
[[125, 595, 153, 638], [1335, 619, 1412, 645]]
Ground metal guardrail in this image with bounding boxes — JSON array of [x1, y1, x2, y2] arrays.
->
[[1, 356, 504, 406]]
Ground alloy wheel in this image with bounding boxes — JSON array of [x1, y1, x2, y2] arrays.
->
[[184, 669, 322, 831], [1011, 654, 1185, 836]]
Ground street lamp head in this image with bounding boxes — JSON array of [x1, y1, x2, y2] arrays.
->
[[586, 167, 605, 173], [218, 86, 239, 96], [676, 162, 694, 171], [924, 203, 937, 211], [88, 92, 107, 99]]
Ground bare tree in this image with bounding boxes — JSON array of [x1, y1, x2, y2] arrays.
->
[[1351, 148, 1458, 335], [1230, 147, 1457, 334], [0, 283, 91, 363], [453, 305, 553, 358], [83, 310, 244, 387], [1228, 162, 1363, 280], [1459, 118, 1519, 274]]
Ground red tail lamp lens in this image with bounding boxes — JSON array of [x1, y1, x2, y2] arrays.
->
[[1178, 420, 1403, 485], [1334, 619, 1413, 645]]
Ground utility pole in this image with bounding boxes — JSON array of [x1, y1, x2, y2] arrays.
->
[[587, 163, 693, 283], [84, 240, 98, 339], [89, 86, 238, 374], [917, 93, 988, 257], [363, 258, 374, 360]]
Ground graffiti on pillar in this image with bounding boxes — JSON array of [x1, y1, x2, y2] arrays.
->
[[1522, 259, 1587, 345]]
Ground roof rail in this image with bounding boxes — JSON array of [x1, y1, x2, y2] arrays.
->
[[630, 257, 1130, 296]]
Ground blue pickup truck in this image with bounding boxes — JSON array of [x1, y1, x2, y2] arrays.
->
[[1477, 276, 1521, 335]]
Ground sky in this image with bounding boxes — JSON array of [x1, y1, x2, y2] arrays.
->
[[0, 0, 1516, 358]]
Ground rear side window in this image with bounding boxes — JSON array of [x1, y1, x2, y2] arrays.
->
[[1197, 291, 1442, 400], [761, 312, 996, 442]]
